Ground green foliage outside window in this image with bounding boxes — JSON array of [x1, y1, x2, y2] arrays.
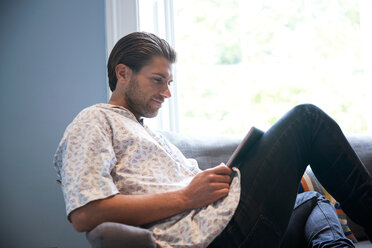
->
[[174, 0, 369, 135]]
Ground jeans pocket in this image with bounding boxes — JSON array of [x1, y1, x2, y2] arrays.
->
[[239, 214, 282, 248]]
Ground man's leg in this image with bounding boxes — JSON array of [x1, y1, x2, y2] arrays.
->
[[281, 191, 354, 248], [304, 192, 354, 248], [280, 192, 318, 248], [209, 104, 372, 247]]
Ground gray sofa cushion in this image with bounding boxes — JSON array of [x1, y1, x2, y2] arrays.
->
[[160, 131, 241, 170], [86, 222, 156, 248], [162, 132, 372, 173], [347, 135, 372, 172], [342, 135, 372, 241]]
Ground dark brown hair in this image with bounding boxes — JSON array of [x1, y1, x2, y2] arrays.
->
[[107, 32, 177, 92]]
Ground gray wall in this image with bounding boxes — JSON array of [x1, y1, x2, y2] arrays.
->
[[0, 1, 107, 247]]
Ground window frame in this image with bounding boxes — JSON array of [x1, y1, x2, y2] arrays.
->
[[105, 0, 179, 132]]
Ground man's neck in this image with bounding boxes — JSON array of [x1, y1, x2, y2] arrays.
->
[[108, 91, 126, 107], [108, 93, 143, 123]]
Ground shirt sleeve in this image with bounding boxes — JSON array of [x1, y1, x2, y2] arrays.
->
[[54, 108, 119, 216]]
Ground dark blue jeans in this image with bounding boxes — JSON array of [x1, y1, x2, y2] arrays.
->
[[208, 104, 372, 248]]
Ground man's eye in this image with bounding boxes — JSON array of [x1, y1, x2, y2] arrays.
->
[[153, 78, 162, 83]]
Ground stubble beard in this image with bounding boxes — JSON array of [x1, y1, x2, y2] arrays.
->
[[124, 78, 159, 119]]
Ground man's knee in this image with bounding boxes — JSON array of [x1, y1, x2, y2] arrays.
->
[[295, 191, 329, 209], [292, 104, 322, 116]]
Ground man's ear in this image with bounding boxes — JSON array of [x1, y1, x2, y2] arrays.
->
[[115, 64, 132, 85]]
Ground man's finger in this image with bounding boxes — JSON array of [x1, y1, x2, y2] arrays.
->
[[212, 164, 232, 175], [211, 174, 231, 183], [210, 182, 231, 190]]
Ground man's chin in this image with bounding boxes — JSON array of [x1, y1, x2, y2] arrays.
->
[[143, 109, 159, 119]]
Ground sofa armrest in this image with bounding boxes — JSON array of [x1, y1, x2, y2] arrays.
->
[[86, 222, 156, 248]]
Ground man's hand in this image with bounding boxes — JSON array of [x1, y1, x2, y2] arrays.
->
[[182, 164, 232, 209]]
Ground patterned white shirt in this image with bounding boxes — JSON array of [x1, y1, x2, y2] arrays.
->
[[54, 103, 241, 248]]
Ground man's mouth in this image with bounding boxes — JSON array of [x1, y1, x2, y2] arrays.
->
[[151, 98, 164, 107]]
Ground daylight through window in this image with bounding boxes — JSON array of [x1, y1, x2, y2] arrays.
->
[[139, 0, 372, 135]]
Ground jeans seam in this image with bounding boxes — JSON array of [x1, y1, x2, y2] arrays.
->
[[315, 200, 337, 240]]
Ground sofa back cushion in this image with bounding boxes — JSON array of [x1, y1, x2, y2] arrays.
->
[[160, 131, 241, 170]]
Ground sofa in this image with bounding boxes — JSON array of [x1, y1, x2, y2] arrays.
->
[[86, 131, 372, 248]]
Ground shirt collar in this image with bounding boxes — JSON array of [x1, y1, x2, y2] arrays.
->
[[95, 103, 144, 126]]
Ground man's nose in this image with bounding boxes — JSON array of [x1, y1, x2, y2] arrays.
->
[[160, 85, 172, 98]]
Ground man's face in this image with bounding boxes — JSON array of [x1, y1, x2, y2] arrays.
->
[[123, 56, 173, 119]]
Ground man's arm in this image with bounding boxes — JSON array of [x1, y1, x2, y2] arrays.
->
[[70, 164, 232, 232]]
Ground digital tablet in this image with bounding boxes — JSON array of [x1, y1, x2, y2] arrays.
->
[[227, 126, 264, 169]]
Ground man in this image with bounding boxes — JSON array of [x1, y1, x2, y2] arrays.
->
[[54, 32, 372, 247]]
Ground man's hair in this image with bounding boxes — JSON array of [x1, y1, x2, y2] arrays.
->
[[107, 32, 177, 92]]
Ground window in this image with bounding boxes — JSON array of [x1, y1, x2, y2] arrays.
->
[[114, 0, 372, 135], [172, 0, 372, 135]]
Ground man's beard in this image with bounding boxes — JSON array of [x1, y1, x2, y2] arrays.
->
[[124, 78, 160, 118]]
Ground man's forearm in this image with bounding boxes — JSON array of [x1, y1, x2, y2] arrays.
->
[[70, 164, 232, 232], [70, 190, 189, 232]]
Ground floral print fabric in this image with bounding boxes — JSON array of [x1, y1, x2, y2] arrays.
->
[[54, 103, 241, 247]]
